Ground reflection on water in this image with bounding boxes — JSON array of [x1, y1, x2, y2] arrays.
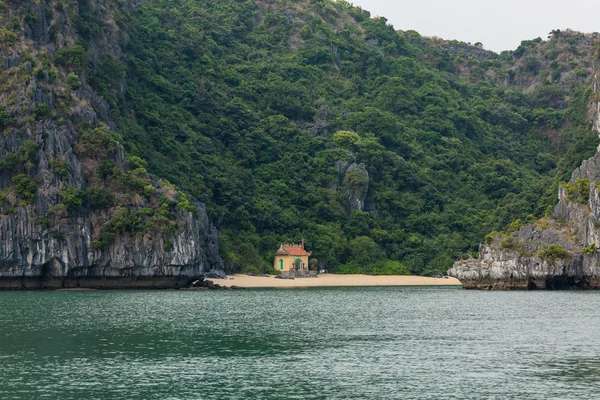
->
[[1, 287, 600, 399], [538, 357, 600, 386]]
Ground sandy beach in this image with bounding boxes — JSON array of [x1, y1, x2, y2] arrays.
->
[[211, 274, 462, 288]]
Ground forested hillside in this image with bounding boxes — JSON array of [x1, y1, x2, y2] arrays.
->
[[1, 0, 598, 275]]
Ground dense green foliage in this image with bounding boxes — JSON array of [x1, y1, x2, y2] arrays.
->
[[0, 106, 14, 132], [0, 140, 37, 173], [563, 178, 590, 204], [49, 157, 69, 178], [538, 244, 571, 261], [88, 187, 114, 209], [11, 174, 37, 204], [58, 187, 87, 210], [71, 0, 598, 274], [582, 242, 596, 255]]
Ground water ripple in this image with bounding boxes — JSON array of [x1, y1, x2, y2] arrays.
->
[[1, 287, 600, 399]]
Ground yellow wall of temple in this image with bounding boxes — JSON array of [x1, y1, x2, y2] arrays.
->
[[274, 255, 309, 272]]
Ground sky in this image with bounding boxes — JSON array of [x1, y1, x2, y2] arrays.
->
[[349, 0, 600, 53]]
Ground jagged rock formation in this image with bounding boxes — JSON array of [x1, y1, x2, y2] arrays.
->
[[449, 133, 600, 290], [0, 129, 224, 289], [0, 0, 224, 289], [448, 50, 600, 290], [335, 161, 369, 211]]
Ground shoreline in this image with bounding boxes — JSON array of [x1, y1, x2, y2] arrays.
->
[[211, 274, 462, 288], [0, 274, 462, 291]]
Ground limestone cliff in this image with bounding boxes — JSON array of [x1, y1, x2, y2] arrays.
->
[[335, 161, 369, 212], [446, 35, 600, 290], [0, 0, 224, 289], [449, 136, 600, 290]]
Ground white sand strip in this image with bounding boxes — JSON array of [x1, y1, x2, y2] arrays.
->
[[210, 274, 462, 288]]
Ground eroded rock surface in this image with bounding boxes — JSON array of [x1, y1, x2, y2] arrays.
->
[[449, 150, 600, 290], [449, 65, 600, 290], [335, 161, 369, 211], [0, 120, 224, 289], [0, 0, 224, 289]]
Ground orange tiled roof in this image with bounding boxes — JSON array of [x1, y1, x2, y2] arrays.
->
[[275, 244, 311, 256], [283, 246, 311, 256]]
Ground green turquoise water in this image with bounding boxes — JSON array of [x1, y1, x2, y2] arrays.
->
[[1, 287, 600, 399]]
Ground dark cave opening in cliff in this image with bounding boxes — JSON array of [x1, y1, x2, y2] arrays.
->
[[544, 276, 587, 290], [527, 281, 537, 290]]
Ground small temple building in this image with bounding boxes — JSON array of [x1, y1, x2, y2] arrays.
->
[[274, 240, 312, 272]]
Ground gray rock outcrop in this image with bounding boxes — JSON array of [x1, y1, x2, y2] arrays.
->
[[0, 119, 224, 289], [0, 0, 224, 289], [449, 66, 600, 290], [335, 161, 369, 211], [449, 148, 600, 290]]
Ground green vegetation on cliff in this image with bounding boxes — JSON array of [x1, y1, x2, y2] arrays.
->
[[1, 0, 599, 274]]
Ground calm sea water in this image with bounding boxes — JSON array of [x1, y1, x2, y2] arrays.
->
[[1, 287, 599, 399]]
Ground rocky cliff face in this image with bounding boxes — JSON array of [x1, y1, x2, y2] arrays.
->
[[447, 39, 600, 290], [0, 0, 224, 289], [0, 125, 224, 289], [335, 161, 369, 212], [447, 222, 587, 290], [449, 121, 600, 290]]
